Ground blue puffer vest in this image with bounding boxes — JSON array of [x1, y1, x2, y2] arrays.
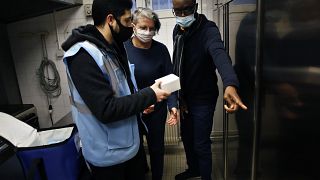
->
[[63, 41, 140, 167]]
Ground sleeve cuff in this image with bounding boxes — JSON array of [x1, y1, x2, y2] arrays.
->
[[140, 87, 157, 104]]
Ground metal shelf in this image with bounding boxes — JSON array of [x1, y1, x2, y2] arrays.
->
[[0, 0, 82, 23]]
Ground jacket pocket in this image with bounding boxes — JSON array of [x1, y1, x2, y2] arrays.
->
[[105, 118, 134, 149]]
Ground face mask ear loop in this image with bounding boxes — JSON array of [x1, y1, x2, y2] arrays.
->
[[132, 24, 138, 37]]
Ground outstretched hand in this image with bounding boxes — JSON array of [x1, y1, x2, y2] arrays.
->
[[143, 105, 155, 114], [224, 86, 247, 113]]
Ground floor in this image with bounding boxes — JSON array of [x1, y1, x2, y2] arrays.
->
[[144, 140, 240, 180], [145, 147, 191, 180], [40, 114, 245, 180]]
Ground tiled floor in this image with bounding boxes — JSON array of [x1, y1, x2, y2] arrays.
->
[[144, 141, 239, 180], [145, 146, 199, 180], [54, 115, 242, 180], [146, 151, 189, 180]]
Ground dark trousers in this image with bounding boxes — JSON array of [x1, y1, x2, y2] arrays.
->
[[180, 104, 215, 180], [142, 103, 167, 180], [88, 143, 146, 180]]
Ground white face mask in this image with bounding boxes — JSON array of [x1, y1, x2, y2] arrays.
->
[[176, 13, 196, 28], [134, 28, 155, 43]]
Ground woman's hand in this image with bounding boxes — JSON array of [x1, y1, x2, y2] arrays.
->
[[167, 107, 178, 125]]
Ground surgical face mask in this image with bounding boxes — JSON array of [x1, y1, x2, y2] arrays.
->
[[134, 28, 155, 43], [176, 13, 196, 28]]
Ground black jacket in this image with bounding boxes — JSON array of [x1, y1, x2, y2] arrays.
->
[[62, 25, 156, 123], [173, 14, 239, 105]]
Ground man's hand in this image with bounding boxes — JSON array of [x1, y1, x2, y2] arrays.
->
[[150, 81, 171, 102], [224, 86, 247, 113], [167, 107, 178, 126], [143, 105, 155, 114]]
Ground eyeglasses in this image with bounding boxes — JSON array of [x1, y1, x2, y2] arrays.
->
[[172, 3, 197, 17]]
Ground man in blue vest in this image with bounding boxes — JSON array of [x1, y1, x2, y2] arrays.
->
[[172, 0, 247, 179], [61, 0, 170, 179]]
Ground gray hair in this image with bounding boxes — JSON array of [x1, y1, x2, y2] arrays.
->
[[132, 7, 161, 32]]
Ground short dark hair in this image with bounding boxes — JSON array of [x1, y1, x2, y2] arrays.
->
[[181, 0, 196, 4], [92, 0, 133, 26]]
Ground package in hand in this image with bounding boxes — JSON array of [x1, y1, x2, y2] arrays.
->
[[155, 74, 181, 93]]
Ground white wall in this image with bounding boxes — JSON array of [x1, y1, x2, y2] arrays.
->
[[7, 6, 91, 128], [7, 1, 255, 131]]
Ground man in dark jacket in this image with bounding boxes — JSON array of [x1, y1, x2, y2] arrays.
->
[[172, 0, 247, 179], [61, 0, 170, 179]]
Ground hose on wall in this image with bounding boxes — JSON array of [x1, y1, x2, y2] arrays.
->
[[38, 58, 61, 98], [37, 34, 61, 126]]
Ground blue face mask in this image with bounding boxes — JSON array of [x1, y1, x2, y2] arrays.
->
[[176, 14, 196, 28]]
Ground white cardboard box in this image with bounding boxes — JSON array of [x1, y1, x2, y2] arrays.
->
[[155, 74, 181, 93]]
